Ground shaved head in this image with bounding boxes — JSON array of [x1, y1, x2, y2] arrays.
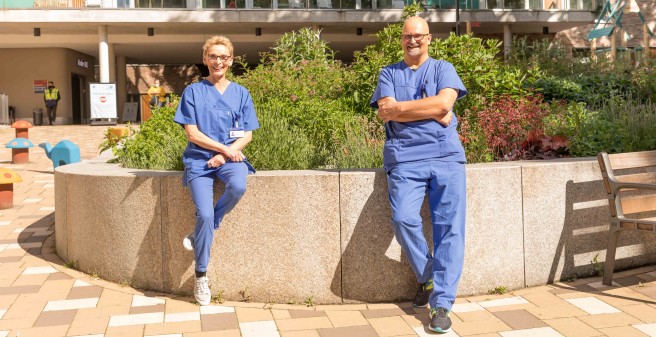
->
[[403, 16, 430, 35]]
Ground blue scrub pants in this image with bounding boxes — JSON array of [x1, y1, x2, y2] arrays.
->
[[387, 159, 466, 310], [188, 162, 248, 273]]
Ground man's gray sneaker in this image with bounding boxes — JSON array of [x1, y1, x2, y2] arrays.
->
[[183, 233, 195, 251], [413, 278, 433, 308], [194, 276, 211, 306], [428, 307, 452, 333]]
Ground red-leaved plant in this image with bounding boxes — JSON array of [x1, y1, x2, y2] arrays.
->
[[478, 94, 568, 161]]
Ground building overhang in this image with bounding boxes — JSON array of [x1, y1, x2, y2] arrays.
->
[[0, 9, 596, 63]]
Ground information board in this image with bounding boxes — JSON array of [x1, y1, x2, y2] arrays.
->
[[122, 102, 138, 122], [89, 82, 117, 120]]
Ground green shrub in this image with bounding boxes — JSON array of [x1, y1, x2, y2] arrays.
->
[[328, 116, 384, 169], [107, 5, 656, 171], [246, 101, 315, 170], [112, 98, 186, 170]]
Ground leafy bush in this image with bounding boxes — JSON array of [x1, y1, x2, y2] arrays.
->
[[111, 98, 186, 170], [478, 95, 551, 160], [106, 5, 656, 171]]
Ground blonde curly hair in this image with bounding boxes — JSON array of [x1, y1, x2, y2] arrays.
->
[[202, 35, 234, 59]]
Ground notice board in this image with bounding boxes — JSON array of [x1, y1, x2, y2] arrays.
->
[[89, 82, 117, 120]]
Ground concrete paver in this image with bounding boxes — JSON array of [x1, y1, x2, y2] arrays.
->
[[2, 125, 656, 336]]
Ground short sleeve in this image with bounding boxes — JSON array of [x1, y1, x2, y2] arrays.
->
[[436, 61, 468, 100], [173, 86, 196, 127], [370, 66, 396, 109], [241, 90, 259, 131]]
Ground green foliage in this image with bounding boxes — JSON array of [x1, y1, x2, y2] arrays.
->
[[591, 253, 603, 277], [328, 116, 384, 169], [598, 97, 656, 153], [107, 5, 656, 172], [532, 76, 584, 102], [237, 28, 383, 169], [508, 36, 571, 76], [245, 100, 316, 170], [489, 286, 508, 295], [265, 27, 334, 66], [64, 260, 79, 270], [112, 97, 186, 170], [544, 101, 625, 157]]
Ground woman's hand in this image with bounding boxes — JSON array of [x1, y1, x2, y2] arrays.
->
[[222, 146, 240, 161], [232, 150, 245, 162], [207, 153, 227, 168]]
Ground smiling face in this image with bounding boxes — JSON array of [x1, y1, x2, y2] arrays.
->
[[402, 16, 432, 60], [203, 44, 233, 81]]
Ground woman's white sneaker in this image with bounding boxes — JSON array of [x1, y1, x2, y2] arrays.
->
[[183, 233, 195, 251], [195, 276, 211, 306]]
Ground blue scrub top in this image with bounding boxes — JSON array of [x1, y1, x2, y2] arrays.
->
[[174, 79, 260, 185], [370, 58, 468, 170]]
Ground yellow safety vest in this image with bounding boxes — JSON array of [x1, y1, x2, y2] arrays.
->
[[44, 88, 59, 100]]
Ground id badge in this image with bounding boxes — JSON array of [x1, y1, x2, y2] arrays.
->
[[230, 127, 245, 138]]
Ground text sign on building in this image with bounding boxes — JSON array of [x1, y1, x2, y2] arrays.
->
[[89, 82, 117, 120], [77, 59, 89, 69], [33, 80, 48, 94]]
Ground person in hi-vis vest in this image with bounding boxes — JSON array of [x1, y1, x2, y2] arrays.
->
[[44, 81, 61, 125]]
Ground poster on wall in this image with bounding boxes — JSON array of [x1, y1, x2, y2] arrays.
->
[[89, 82, 117, 125], [33, 80, 47, 94]]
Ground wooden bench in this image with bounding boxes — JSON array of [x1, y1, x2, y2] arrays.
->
[[598, 150, 656, 286]]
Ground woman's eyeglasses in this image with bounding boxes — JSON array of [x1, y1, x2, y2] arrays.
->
[[207, 55, 232, 62]]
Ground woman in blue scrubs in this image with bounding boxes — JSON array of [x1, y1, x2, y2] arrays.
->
[[173, 35, 259, 306]]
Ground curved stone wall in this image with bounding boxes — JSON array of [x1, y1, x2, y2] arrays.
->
[[54, 158, 656, 304]]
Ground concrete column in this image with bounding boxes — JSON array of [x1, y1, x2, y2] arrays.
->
[[99, 25, 110, 83], [117, 55, 127, 123], [503, 24, 512, 60], [591, 38, 597, 62], [108, 43, 116, 83]]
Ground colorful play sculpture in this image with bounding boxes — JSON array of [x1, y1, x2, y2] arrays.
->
[[6, 138, 34, 164], [39, 140, 81, 169], [0, 168, 22, 209]]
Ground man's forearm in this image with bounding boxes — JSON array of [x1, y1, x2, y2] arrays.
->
[[395, 96, 452, 121]]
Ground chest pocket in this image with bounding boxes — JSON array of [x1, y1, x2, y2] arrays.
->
[[207, 108, 233, 141]]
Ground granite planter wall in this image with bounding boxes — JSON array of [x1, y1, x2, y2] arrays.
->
[[54, 157, 656, 304]]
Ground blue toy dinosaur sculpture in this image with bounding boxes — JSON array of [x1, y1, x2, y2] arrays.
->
[[39, 140, 81, 169]]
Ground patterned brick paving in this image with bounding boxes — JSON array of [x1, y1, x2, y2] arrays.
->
[[2, 125, 656, 336]]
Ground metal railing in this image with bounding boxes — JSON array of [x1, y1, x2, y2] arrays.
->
[[1, 0, 597, 10]]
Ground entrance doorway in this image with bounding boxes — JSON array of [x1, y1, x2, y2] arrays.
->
[[71, 74, 86, 124]]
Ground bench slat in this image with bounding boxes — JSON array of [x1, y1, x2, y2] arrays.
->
[[616, 172, 656, 185], [607, 150, 656, 170], [620, 194, 656, 215]]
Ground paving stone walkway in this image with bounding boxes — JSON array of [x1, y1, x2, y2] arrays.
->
[[2, 125, 656, 337]]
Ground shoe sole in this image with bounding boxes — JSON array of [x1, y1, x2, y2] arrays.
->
[[183, 237, 194, 251], [428, 326, 449, 333], [412, 303, 428, 308], [196, 298, 210, 306]]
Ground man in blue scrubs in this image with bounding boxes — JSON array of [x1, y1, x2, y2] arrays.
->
[[174, 36, 259, 306], [370, 16, 467, 333]]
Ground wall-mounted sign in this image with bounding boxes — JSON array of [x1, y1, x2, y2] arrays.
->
[[33, 80, 48, 93], [77, 59, 89, 69]]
